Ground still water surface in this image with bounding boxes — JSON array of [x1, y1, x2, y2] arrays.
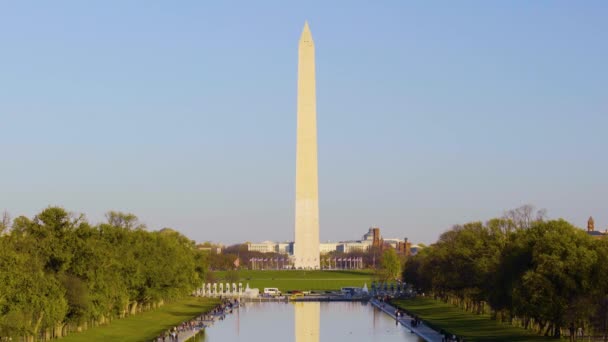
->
[[197, 301, 424, 342]]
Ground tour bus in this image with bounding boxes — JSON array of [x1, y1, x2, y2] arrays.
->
[[263, 288, 281, 296]]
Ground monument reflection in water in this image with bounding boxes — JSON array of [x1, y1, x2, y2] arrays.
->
[[199, 301, 424, 342], [295, 302, 320, 342]]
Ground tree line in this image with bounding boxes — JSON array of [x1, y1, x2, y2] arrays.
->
[[0, 207, 208, 341], [403, 205, 608, 339]]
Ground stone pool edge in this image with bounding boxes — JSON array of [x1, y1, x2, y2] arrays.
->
[[370, 299, 442, 342]]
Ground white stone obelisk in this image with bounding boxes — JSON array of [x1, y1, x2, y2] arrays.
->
[[294, 22, 320, 269]]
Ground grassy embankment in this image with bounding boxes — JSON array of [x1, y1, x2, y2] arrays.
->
[[60, 297, 219, 342], [393, 297, 556, 342], [215, 270, 375, 292]]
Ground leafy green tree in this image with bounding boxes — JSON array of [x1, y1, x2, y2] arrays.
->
[[0, 235, 68, 338], [0, 207, 212, 340], [105, 211, 145, 230], [379, 248, 402, 281], [506, 220, 597, 337], [9, 215, 31, 236], [403, 211, 608, 338]]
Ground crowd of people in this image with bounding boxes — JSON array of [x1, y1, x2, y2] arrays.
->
[[407, 313, 421, 327], [154, 298, 239, 342]]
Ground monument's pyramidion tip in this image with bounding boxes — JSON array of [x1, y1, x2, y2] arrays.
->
[[301, 21, 312, 40]]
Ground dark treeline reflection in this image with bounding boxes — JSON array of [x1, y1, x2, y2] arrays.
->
[[0, 207, 208, 340], [404, 206, 608, 339]]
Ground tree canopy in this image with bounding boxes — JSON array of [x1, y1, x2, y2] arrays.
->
[[379, 248, 402, 281], [403, 207, 608, 338], [0, 207, 208, 340]]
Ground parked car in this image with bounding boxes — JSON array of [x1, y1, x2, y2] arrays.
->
[[290, 293, 304, 300], [263, 288, 281, 296]]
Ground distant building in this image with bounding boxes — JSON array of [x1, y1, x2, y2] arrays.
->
[[383, 238, 403, 248], [588, 216, 595, 231], [248, 241, 277, 253], [247, 241, 292, 255], [410, 244, 424, 256], [197, 245, 222, 254], [246, 226, 418, 257], [396, 238, 412, 255], [276, 242, 292, 255], [337, 241, 371, 253], [363, 227, 383, 248], [586, 216, 607, 238], [372, 227, 382, 248], [320, 242, 339, 254]]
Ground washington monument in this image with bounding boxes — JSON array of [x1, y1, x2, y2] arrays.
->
[[294, 22, 320, 269]]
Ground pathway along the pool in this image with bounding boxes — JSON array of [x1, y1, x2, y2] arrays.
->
[[370, 299, 443, 342], [192, 301, 425, 342], [153, 299, 239, 342]]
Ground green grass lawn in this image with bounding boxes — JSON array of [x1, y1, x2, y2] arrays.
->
[[214, 270, 375, 292], [61, 297, 219, 342], [393, 298, 556, 342]]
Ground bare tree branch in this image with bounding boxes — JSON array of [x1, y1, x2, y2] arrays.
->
[[0, 210, 10, 234], [503, 204, 547, 229]]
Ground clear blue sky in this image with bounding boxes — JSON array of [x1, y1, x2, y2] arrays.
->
[[1, 1, 606, 245]]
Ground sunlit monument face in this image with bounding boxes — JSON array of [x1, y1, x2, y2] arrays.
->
[[294, 21, 320, 269]]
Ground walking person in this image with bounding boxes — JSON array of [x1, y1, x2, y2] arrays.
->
[[568, 323, 575, 342]]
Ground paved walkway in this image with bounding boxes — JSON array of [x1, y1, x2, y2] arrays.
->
[[178, 311, 232, 342], [154, 305, 237, 342], [370, 299, 443, 342], [177, 325, 203, 342]]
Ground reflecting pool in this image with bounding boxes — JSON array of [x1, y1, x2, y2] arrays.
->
[[196, 301, 425, 342]]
